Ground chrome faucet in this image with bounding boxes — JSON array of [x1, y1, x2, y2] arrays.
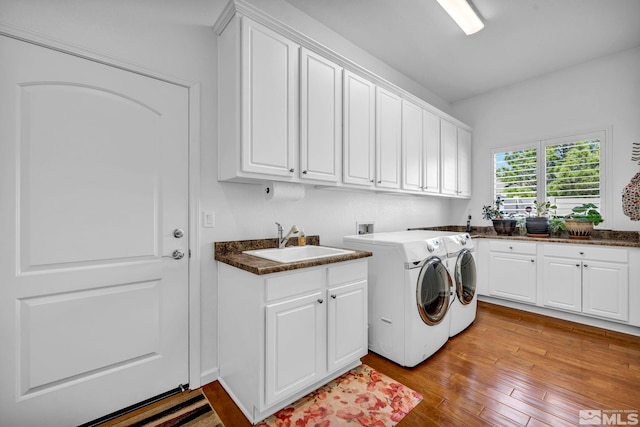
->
[[276, 222, 299, 248]]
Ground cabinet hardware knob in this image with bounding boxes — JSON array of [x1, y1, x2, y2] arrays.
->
[[302, 170, 308, 174], [331, 294, 337, 299], [317, 298, 324, 304], [576, 264, 580, 267], [579, 252, 584, 255], [289, 168, 295, 173], [370, 179, 374, 183], [584, 264, 588, 268], [377, 180, 382, 184], [173, 228, 184, 238], [530, 259, 535, 263], [509, 246, 513, 250]]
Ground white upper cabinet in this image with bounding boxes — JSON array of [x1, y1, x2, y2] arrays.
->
[[401, 100, 423, 191], [457, 128, 472, 197], [218, 16, 299, 181], [441, 119, 471, 198], [440, 120, 458, 196], [375, 87, 402, 189], [423, 110, 441, 193], [401, 101, 440, 193], [300, 48, 342, 183], [343, 70, 375, 187], [215, 3, 472, 196]]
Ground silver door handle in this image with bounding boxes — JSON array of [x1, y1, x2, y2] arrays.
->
[[164, 249, 185, 260]]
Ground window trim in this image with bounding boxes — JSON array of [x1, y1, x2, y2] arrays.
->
[[491, 129, 609, 224]]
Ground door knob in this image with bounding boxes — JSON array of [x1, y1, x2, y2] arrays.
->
[[173, 228, 184, 238]]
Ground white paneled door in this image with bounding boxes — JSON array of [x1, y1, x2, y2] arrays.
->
[[0, 36, 190, 426]]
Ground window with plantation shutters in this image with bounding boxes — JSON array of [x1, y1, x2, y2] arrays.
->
[[492, 131, 604, 219], [494, 147, 537, 216]]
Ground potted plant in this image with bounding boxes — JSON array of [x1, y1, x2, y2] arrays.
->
[[548, 216, 566, 237], [525, 200, 557, 237], [482, 196, 517, 235], [564, 203, 604, 239]]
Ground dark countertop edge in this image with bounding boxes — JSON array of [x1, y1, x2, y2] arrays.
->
[[216, 250, 372, 275], [214, 236, 372, 275], [412, 226, 640, 248], [470, 234, 640, 248]]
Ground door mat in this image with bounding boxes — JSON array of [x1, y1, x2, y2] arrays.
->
[[257, 364, 422, 427], [99, 389, 224, 427]]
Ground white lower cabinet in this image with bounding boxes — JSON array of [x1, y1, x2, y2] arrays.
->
[[265, 290, 325, 407], [488, 241, 537, 304], [479, 240, 634, 328], [543, 244, 629, 322], [218, 259, 368, 424]]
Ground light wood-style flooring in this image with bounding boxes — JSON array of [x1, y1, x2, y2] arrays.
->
[[202, 301, 640, 426]]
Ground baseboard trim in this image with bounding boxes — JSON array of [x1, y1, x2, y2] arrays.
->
[[478, 296, 640, 337], [200, 367, 219, 386]]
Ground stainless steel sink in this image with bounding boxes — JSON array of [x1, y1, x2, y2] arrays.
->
[[243, 245, 355, 263]]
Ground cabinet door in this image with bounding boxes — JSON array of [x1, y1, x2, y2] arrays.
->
[[401, 100, 423, 191], [265, 292, 325, 406], [457, 128, 471, 197], [343, 71, 375, 187], [489, 253, 537, 303], [327, 280, 368, 372], [375, 87, 401, 189], [582, 261, 629, 321], [440, 119, 458, 196], [300, 48, 342, 182], [423, 110, 441, 193], [543, 257, 582, 312], [241, 18, 298, 177]]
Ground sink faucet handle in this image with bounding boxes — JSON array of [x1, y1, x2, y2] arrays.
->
[[275, 222, 283, 232]]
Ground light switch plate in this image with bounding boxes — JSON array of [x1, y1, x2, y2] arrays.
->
[[203, 211, 215, 228]]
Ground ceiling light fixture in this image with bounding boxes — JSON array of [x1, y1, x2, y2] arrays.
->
[[435, 0, 484, 35]]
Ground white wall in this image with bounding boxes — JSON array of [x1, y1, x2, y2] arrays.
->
[[452, 46, 640, 232], [0, 0, 454, 384]]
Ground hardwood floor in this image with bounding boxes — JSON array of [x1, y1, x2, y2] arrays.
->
[[202, 301, 640, 426]]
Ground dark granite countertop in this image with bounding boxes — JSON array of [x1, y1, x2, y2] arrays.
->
[[214, 236, 372, 275], [413, 226, 640, 248]]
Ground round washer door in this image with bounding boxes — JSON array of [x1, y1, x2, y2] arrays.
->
[[455, 249, 477, 305], [416, 257, 452, 325]]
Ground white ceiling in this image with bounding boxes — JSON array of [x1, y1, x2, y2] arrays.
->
[[281, 0, 640, 103]]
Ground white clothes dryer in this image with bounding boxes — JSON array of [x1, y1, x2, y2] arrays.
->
[[343, 231, 453, 367], [441, 233, 477, 337]]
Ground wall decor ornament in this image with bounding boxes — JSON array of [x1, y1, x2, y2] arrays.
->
[[622, 171, 640, 221]]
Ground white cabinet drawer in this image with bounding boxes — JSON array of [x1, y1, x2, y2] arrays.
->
[[489, 240, 537, 255], [266, 268, 323, 301], [544, 244, 628, 263], [328, 260, 367, 286]]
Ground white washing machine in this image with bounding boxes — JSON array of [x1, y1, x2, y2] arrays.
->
[[343, 231, 453, 367], [441, 233, 477, 337]]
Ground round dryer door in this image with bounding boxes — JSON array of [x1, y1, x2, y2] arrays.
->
[[416, 257, 452, 325], [455, 249, 477, 305]]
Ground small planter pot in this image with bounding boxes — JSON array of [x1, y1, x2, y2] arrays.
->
[[565, 219, 594, 239], [492, 219, 517, 236], [525, 217, 549, 237]]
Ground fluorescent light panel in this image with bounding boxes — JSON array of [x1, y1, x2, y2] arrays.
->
[[436, 0, 484, 35]]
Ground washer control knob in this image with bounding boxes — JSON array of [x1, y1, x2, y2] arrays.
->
[[426, 242, 435, 252]]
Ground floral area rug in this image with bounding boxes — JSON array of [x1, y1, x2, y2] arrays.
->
[[256, 364, 422, 427]]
